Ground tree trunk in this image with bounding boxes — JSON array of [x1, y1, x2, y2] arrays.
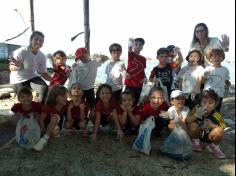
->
[[83, 0, 90, 54], [29, 0, 35, 32]]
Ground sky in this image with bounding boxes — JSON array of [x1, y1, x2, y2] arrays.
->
[[0, 0, 235, 61]]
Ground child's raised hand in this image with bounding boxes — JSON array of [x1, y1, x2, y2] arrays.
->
[[79, 103, 85, 110], [159, 110, 169, 119]]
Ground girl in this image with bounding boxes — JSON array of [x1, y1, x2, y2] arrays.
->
[[186, 90, 226, 159], [177, 48, 204, 109], [105, 43, 127, 102], [91, 84, 123, 144], [65, 83, 89, 136], [141, 86, 169, 136], [33, 85, 68, 151], [117, 90, 141, 134]]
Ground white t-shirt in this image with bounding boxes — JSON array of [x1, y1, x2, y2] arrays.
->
[[191, 37, 223, 67], [177, 65, 204, 94], [203, 66, 230, 97], [10, 47, 47, 84], [105, 60, 126, 91], [68, 58, 102, 90], [168, 106, 189, 129]]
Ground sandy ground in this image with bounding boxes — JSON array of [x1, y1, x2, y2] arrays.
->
[[0, 94, 235, 176]]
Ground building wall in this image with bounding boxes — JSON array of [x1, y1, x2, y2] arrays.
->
[[0, 43, 22, 60]]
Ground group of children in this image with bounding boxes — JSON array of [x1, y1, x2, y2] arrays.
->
[[11, 37, 232, 159]]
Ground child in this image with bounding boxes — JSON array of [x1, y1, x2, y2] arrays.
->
[[149, 47, 174, 98], [166, 45, 183, 74], [117, 90, 141, 134], [125, 38, 146, 104], [91, 84, 123, 144], [11, 87, 42, 148], [105, 43, 127, 101], [186, 90, 226, 159], [202, 48, 231, 111], [48, 50, 71, 88], [68, 47, 109, 117], [161, 90, 189, 131], [33, 85, 68, 151], [65, 83, 89, 136], [141, 86, 169, 136], [177, 49, 204, 109]]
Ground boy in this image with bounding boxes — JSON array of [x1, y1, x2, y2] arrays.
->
[[68, 47, 109, 116], [166, 45, 183, 74], [202, 48, 231, 111], [11, 87, 41, 149], [125, 38, 147, 104], [48, 50, 71, 88], [186, 90, 226, 159], [149, 47, 174, 98]]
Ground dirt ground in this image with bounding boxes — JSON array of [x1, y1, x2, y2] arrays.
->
[[0, 91, 235, 176]]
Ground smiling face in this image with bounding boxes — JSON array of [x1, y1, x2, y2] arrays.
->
[[121, 94, 134, 108], [133, 41, 143, 53], [195, 26, 207, 41], [149, 90, 165, 109], [171, 96, 185, 110], [18, 93, 33, 106], [99, 87, 112, 104], [30, 34, 44, 51], [188, 51, 201, 66], [54, 54, 67, 65], [209, 54, 224, 67]]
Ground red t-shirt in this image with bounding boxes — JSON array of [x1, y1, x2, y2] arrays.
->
[[141, 102, 169, 120], [69, 100, 89, 120], [124, 51, 146, 88], [11, 101, 41, 116], [95, 98, 118, 115], [41, 102, 68, 120], [117, 105, 141, 116], [49, 64, 70, 88]]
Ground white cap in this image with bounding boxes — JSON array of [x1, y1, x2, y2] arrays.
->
[[170, 90, 186, 99]]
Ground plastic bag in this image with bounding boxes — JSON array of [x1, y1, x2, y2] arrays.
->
[[15, 114, 41, 149], [133, 116, 155, 155], [138, 83, 154, 106], [160, 127, 192, 160]]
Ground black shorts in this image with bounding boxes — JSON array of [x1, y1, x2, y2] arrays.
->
[[83, 89, 95, 108], [200, 129, 212, 143]]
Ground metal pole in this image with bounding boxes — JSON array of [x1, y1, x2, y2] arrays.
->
[[29, 0, 35, 32], [83, 0, 90, 54]]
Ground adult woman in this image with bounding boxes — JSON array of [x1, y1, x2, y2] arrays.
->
[[9, 31, 51, 104], [190, 23, 230, 67]]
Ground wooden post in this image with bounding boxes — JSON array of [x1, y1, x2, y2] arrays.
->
[[29, 0, 35, 32], [83, 0, 90, 54]]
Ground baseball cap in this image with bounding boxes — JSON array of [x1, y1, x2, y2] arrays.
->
[[75, 47, 87, 60], [170, 90, 187, 99]]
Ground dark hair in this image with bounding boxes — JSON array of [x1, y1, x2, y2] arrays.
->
[[53, 50, 67, 58], [209, 48, 225, 60], [156, 47, 169, 56], [121, 90, 134, 98], [148, 86, 165, 96], [186, 49, 202, 63], [200, 89, 219, 103], [95, 84, 112, 103], [68, 83, 82, 96], [135, 38, 145, 45], [17, 87, 32, 100], [167, 45, 175, 52], [109, 43, 122, 53], [191, 23, 209, 48], [46, 85, 68, 106], [29, 31, 44, 42]]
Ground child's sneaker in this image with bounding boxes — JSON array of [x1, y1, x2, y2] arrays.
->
[[207, 143, 226, 159], [192, 139, 203, 152], [33, 137, 48, 152]]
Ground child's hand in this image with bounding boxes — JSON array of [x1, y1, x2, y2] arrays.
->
[[159, 110, 169, 119], [121, 105, 127, 111], [79, 103, 85, 110], [9, 56, 21, 67]]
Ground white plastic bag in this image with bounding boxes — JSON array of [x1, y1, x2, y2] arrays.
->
[[15, 114, 41, 149], [138, 83, 154, 106], [160, 127, 192, 160], [133, 116, 155, 155]]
